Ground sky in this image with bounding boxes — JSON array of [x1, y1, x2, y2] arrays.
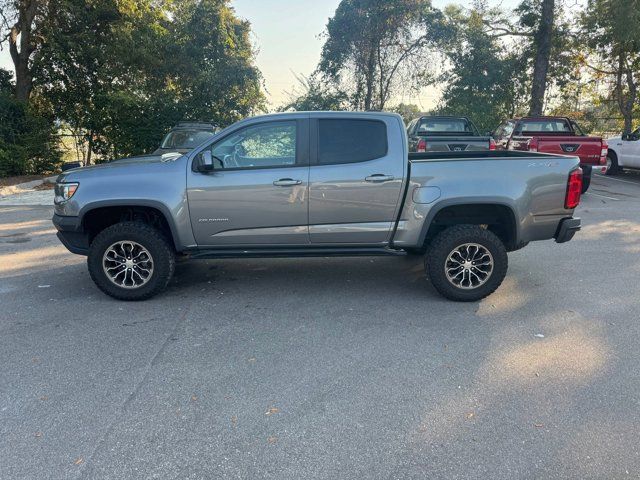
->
[[0, 0, 523, 110]]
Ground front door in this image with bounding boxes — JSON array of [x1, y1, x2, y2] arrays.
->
[[308, 116, 406, 245], [187, 119, 310, 246], [622, 128, 640, 168]]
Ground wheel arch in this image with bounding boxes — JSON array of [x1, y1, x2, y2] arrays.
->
[[418, 200, 520, 251], [79, 200, 182, 252]]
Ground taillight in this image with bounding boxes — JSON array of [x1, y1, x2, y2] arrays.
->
[[528, 138, 538, 152], [417, 139, 427, 153], [600, 140, 608, 165], [565, 168, 583, 209], [489, 138, 496, 150]]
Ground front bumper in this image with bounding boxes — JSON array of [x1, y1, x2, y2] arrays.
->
[[52, 214, 89, 255], [554, 217, 581, 244]]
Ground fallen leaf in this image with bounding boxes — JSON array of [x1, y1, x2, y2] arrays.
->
[[39, 396, 48, 401], [534, 423, 544, 428], [267, 436, 278, 445], [265, 406, 279, 416], [247, 357, 257, 363], [191, 395, 198, 402], [34, 432, 42, 438], [231, 415, 238, 426], [74, 458, 83, 465], [466, 412, 475, 419]]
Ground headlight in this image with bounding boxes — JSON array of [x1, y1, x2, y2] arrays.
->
[[54, 182, 79, 204]]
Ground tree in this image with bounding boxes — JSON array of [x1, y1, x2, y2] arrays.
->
[[0, 68, 60, 176], [318, 0, 451, 111], [0, 0, 49, 101], [484, 0, 575, 116], [529, 0, 555, 115], [438, 6, 528, 133], [31, 0, 265, 161], [582, 0, 640, 134], [389, 103, 422, 123], [280, 74, 349, 112]]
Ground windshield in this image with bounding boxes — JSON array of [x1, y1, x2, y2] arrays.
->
[[160, 130, 215, 149], [416, 118, 475, 135]]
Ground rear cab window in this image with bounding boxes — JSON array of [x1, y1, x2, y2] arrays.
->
[[415, 118, 475, 136], [516, 119, 573, 135], [317, 119, 388, 165]]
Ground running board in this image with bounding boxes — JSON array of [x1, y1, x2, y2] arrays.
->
[[187, 247, 408, 260]]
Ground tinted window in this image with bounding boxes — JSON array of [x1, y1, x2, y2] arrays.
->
[[416, 118, 473, 134], [210, 122, 297, 170], [519, 120, 571, 133], [318, 119, 387, 164]]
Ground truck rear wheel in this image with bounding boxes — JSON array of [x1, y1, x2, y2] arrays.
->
[[425, 225, 508, 302], [87, 222, 175, 301]]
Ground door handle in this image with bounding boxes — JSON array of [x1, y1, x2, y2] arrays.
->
[[365, 174, 395, 183], [273, 178, 302, 187]]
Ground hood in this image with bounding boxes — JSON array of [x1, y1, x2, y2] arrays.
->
[[57, 152, 184, 182]]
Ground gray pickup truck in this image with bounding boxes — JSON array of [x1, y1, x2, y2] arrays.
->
[[407, 115, 494, 153], [53, 112, 582, 302]]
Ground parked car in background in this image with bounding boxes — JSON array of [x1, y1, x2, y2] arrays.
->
[[606, 127, 640, 175], [53, 112, 582, 303], [407, 115, 495, 153], [493, 116, 607, 193], [153, 122, 218, 155]]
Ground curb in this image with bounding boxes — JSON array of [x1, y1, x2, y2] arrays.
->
[[0, 176, 57, 197]]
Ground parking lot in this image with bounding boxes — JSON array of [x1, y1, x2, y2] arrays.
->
[[1, 172, 639, 479]]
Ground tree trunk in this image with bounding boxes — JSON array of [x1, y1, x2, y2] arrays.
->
[[615, 53, 637, 135], [364, 44, 376, 111], [528, 0, 555, 116], [8, 0, 40, 102]]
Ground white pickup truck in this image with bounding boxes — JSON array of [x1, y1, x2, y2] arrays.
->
[[607, 127, 640, 174]]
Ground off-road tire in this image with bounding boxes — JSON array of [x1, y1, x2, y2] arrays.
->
[[87, 222, 175, 301], [425, 225, 508, 302]]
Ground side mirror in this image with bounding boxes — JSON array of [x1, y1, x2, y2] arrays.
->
[[622, 133, 629, 141], [198, 150, 214, 172]]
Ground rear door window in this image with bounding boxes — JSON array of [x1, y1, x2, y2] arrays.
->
[[318, 119, 388, 165]]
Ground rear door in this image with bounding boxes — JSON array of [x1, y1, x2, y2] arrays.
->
[[187, 117, 310, 246], [308, 114, 406, 245]]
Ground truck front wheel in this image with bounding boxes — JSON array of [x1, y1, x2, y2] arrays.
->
[[425, 225, 508, 302], [87, 222, 176, 301]]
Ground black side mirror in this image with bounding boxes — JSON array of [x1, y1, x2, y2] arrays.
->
[[197, 150, 214, 172], [622, 133, 630, 141]]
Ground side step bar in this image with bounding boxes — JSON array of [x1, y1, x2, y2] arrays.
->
[[187, 247, 408, 260]]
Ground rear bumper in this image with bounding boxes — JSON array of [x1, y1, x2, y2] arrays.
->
[[554, 217, 581, 244], [52, 214, 89, 255]]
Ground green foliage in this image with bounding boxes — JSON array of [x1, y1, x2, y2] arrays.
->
[[437, 7, 528, 133], [319, 0, 452, 110], [0, 69, 61, 176], [581, 0, 640, 133], [31, 0, 265, 162], [388, 103, 422, 124], [280, 74, 349, 112]]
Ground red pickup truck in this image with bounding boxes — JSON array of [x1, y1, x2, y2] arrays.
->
[[493, 117, 608, 193]]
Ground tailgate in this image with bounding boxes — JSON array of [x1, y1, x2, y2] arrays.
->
[[420, 136, 491, 152], [514, 136, 604, 165]]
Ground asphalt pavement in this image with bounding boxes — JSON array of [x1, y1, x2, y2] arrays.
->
[[1, 171, 639, 479]]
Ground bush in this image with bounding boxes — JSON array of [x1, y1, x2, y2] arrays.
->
[[0, 75, 61, 177]]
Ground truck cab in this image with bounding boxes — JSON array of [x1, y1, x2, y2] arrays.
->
[[606, 127, 640, 175]]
